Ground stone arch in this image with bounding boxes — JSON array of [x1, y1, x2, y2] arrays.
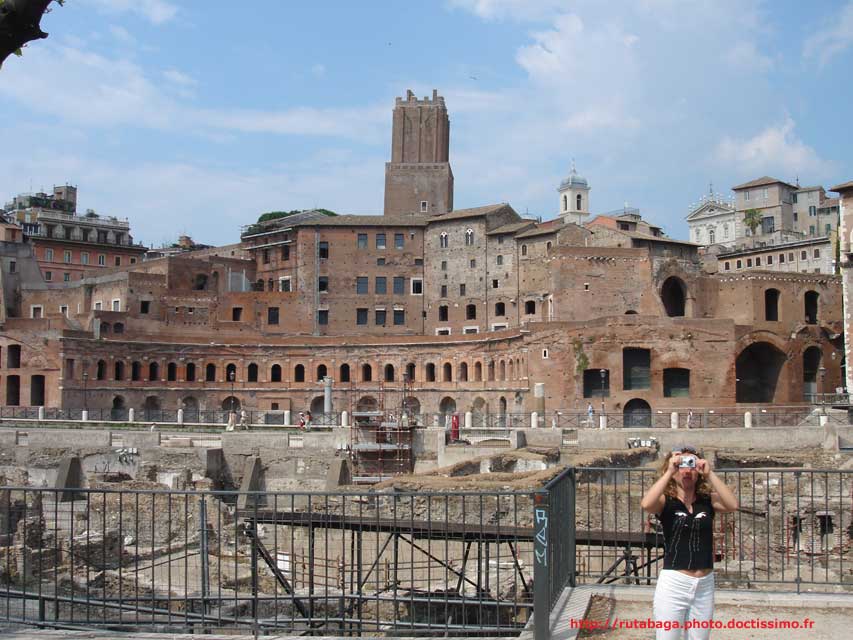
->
[[472, 396, 487, 413], [310, 396, 325, 414], [802, 346, 822, 400], [143, 395, 160, 420], [403, 396, 420, 415], [661, 276, 687, 317], [623, 398, 652, 427], [222, 396, 240, 411], [182, 396, 199, 421], [736, 341, 787, 403], [442, 362, 452, 382], [439, 396, 456, 414], [111, 395, 127, 420]]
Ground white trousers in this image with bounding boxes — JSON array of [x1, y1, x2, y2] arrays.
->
[[653, 570, 715, 640]]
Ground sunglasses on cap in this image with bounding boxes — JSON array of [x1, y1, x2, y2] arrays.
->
[[671, 445, 698, 455]]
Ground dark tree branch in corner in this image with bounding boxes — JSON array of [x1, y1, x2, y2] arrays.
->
[[0, 0, 54, 68]]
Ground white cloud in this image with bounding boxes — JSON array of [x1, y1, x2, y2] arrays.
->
[[108, 25, 136, 45], [83, 0, 178, 25], [0, 43, 386, 142], [713, 117, 831, 177], [803, 1, 853, 66], [311, 63, 326, 77]]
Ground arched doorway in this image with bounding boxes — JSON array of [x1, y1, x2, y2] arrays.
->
[[439, 397, 456, 415], [661, 276, 687, 317], [111, 395, 127, 420], [402, 396, 420, 418], [802, 346, 822, 400], [355, 396, 377, 425], [736, 342, 786, 403], [143, 396, 160, 420], [182, 396, 199, 422], [310, 395, 325, 415], [623, 398, 652, 428], [222, 396, 241, 412]]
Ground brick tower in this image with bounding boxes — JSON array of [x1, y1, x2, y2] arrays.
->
[[383, 89, 454, 216]]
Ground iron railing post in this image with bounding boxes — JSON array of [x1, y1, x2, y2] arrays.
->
[[533, 489, 550, 640]]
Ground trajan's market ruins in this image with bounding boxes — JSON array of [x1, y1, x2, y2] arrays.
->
[[0, 89, 851, 637]]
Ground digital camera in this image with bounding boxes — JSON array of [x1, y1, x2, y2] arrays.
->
[[679, 455, 696, 469]]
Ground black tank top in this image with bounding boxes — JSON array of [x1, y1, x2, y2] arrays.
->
[[658, 494, 715, 570]]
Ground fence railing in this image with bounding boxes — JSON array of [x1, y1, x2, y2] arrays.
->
[[0, 485, 545, 637], [1, 468, 849, 637]]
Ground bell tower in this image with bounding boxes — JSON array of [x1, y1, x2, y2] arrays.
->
[[558, 161, 591, 225], [383, 89, 454, 216]]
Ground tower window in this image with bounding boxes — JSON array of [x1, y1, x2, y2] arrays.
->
[[576, 194, 582, 210], [421, 201, 428, 213]]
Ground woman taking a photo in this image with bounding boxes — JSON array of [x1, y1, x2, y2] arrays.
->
[[640, 446, 739, 640]]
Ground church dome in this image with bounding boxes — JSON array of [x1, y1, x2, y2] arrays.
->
[[559, 164, 588, 190]]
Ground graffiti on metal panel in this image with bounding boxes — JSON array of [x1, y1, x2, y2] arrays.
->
[[534, 507, 548, 566]]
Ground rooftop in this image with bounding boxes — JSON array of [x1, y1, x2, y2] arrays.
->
[[732, 176, 798, 190]]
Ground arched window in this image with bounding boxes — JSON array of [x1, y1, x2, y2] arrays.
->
[[495, 302, 505, 316], [709, 229, 715, 244], [723, 224, 729, 239], [167, 362, 177, 381], [132, 361, 141, 381], [114, 361, 125, 381], [362, 363, 372, 382], [247, 363, 258, 382], [270, 364, 282, 382], [443, 362, 453, 382], [459, 362, 469, 382], [488, 361, 495, 381], [186, 362, 196, 382], [521, 244, 528, 257], [426, 363, 436, 382], [317, 364, 327, 381], [113, 322, 124, 334], [465, 229, 474, 246], [525, 300, 536, 315], [339, 363, 350, 382], [466, 304, 477, 320], [294, 364, 305, 382], [96, 360, 106, 381], [474, 362, 483, 381], [149, 362, 159, 381], [225, 363, 237, 381], [496, 254, 503, 266], [440, 232, 448, 248], [500, 360, 506, 380], [576, 194, 582, 211], [384, 364, 395, 382], [405, 362, 416, 381], [205, 363, 216, 382], [563, 195, 568, 211]]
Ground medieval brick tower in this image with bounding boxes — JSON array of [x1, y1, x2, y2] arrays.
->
[[383, 89, 454, 216]]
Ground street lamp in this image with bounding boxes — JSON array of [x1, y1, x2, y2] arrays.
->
[[599, 369, 606, 416], [228, 369, 236, 412], [82, 371, 89, 412]]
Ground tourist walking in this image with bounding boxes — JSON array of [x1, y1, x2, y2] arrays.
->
[[640, 446, 738, 639]]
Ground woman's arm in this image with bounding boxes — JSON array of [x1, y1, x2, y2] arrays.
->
[[698, 458, 739, 513], [641, 457, 678, 514]]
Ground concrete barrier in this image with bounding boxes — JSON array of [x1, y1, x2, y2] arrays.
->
[[122, 431, 162, 449]]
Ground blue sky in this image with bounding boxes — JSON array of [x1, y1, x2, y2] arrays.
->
[[1, 0, 851, 248]]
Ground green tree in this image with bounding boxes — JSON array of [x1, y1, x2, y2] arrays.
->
[[742, 208, 762, 244], [0, 0, 62, 69]]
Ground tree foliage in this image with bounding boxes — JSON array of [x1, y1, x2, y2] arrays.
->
[[256, 208, 337, 223], [742, 208, 762, 236], [0, 0, 61, 69]]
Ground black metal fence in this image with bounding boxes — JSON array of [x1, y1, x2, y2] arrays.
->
[[0, 486, 541, 636]]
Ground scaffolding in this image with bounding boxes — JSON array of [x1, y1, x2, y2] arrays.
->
[[348, 371, 415, 483]]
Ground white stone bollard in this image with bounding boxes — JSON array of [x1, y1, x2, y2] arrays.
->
[[819, 414, 828, 428], [531, 412, 538, 429], [341, 410, 349, 428], [465, 411, 473, 429], [599, 415, 607, 430], [671, 412, 679, 429], [38, 406, 45, 421], [81, 410, 89, 422], [128, 408, 135, 423], [744, 411, 752, 429], [177, 408, 184, 425], [284, 410, 291, 426]]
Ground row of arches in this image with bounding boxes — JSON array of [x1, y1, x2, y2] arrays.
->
[[81, 356, 529, 385]]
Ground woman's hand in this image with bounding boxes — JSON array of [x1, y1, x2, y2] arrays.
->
[[667, 454, 682, 475], [696, 457, 712, 477]]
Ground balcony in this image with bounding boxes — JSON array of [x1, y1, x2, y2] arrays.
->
[[36, 209, 131, 230]]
